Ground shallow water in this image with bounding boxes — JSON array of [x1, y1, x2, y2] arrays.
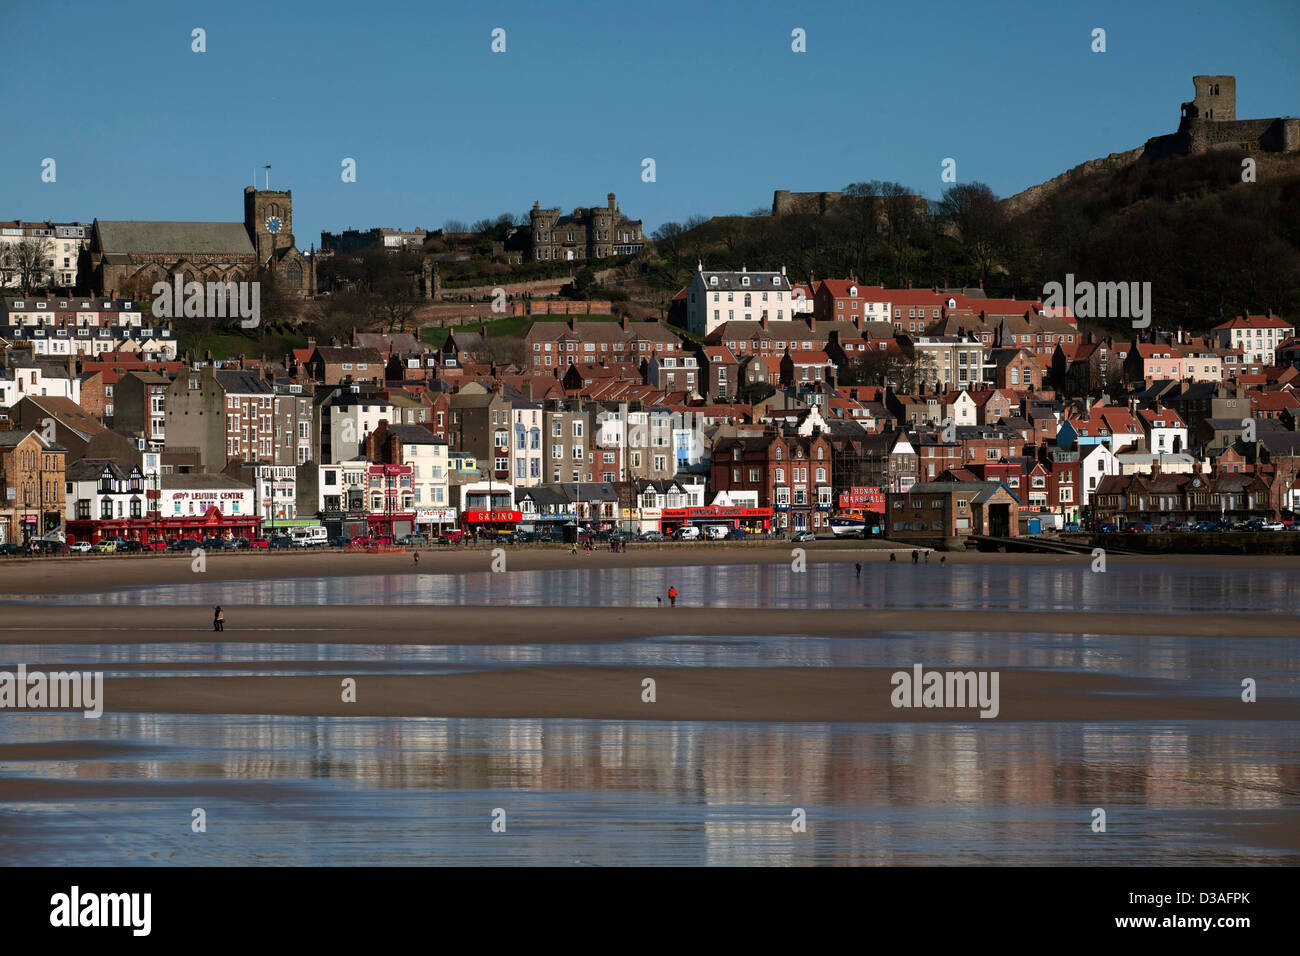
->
[[0, 630, 1295, 687], [10, 561, 1300, 614], [0, 715, 1294, 866], [1, 561, 1296, 865]]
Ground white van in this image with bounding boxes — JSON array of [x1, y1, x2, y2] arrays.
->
[[289, 526, 328, 548], [703, 525, 729, 540], [672, 525, 701, 540]]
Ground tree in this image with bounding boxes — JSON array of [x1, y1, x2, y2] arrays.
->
[[880, 182, 925, 284], [938, 183, 1005, 287], [14, 237, 52, 292], [443, 220, 468, 234], [0, 245, 15, 287]]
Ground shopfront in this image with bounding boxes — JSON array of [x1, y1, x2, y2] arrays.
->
[[66, 505, 262, 546], [463, 509, 521, 537], [659, 505, 773, 534]]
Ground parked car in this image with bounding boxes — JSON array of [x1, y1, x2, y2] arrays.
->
[[726, 528, 748, 540], [672, 525, 701, 541], [143, 539, 169, 552], [222, 537, 249, 550], [269, 535, 294, 549], [792, 530, 816, 543], [116, 538, 144, 553], [247, 537, 271, 550], [1062, 521, 1080, 532], [93, 539, 117, 554], [328, 535, 352, 549], [510, 531, 539, 544], [439, 529, 467, 544], [0, 543, 23, 556], [1097, 523, 1119, 533], [69, 540, 92, 554], [1124, 521, 1153, 533], [1262, 521, 1285, 531], [639, 530, 665, 542], [200, 537, 223, 552], [397, 534, 429, 547]]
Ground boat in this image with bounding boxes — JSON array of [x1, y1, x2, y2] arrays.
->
[[829, 510, 868, 537]]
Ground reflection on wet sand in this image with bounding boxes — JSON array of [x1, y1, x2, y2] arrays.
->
[[0, 714, 1295, 865], [14, 561, 1300, 615]]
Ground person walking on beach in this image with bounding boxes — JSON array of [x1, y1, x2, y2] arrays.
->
[[925, 551, 930, 564], [213, 605, 224, 632], [656, 596, 662, 607], [940, 555, 946, 565], [571, 541, 578, 555], [855, 562, 862, 578], [668, 585, 678, 608], [890, 552, 896, 562], [912, 550, 919, 565]]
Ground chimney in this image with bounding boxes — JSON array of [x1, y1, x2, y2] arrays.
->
[[761, 314, 769, 331], [569, 316, 577, 332], [621, 316, 628, 331]]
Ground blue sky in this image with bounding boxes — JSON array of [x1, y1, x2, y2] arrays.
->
[[3, 0, 1297, 245]]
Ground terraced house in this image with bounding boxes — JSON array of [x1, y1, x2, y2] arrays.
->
[[524, 317, 682, 370]]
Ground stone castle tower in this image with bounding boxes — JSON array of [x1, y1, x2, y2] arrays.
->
[[1182, 75, 1236, 122], [1147, 74, 1298, 157]]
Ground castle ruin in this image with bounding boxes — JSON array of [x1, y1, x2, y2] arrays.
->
[[1146, 75, 1298, 158]]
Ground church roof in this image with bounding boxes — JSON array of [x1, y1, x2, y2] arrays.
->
[[95, 221, 255, 256]]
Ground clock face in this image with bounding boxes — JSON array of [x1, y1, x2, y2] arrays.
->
[[265, 216, 282, 235]]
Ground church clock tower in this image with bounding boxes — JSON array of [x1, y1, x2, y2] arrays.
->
[[244, 186, 295, 265]]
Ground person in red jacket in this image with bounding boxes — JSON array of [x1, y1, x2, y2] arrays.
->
[[668, 585, 678, 608]]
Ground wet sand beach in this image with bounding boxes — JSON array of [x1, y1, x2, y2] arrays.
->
[[0, 548, 1296, 864]]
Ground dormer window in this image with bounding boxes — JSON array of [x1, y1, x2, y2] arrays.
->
[[710, 277, 718, 286]]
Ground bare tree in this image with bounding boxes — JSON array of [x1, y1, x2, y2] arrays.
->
[[443, 220, 468, 234], [14, 237, 52, 292], [0, 246, 15, 288], [938, 183, 1005, 287], [880, 182, 924, 284]]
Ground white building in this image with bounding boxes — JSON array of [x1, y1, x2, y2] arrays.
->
[[0, 360, 80, 408], [511, 402, 544, 488], [1211, 313, 1295, 366], [159, 474, 254, 520], [1080, 443, 1119, 508], [321, 389, 394, 463], [686, 264, 793, 337]]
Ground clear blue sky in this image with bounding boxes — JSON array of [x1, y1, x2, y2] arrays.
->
[[3, 0, 1296, 245]]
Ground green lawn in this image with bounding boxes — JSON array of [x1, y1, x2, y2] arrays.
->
[[420, 313, 619, 347], [178, 327, 309, 361]]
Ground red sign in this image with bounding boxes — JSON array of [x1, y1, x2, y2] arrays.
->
[[838, 486, 885, 513], [661, 507, 772, 519], [465, 510, 521, 523]]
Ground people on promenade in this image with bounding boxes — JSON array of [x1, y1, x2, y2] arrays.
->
[[213, 605, 224, 632], [912, 550, 919, 564], [668, 585, 678, 607]]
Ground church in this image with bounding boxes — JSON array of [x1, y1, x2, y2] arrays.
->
[[80, 186, 316, 300]]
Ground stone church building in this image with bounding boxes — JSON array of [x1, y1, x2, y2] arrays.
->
[[80, 187, 316, 300]]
